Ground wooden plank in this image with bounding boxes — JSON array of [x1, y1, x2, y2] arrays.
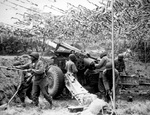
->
[[120, 75, 139, 86], [139, 78, 150, 85]]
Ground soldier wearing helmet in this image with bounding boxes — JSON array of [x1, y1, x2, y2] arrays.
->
[[94, 50, 110, 99], [64, 54, 78, 97], [29, 52, 39, 62], [102, 62, 119, 102], [69, 54, 77, 62], [29, 52, 53, 108], [95, 51, 110, 70], [115, 54, 127, 76], [65, 54, 78, 78]]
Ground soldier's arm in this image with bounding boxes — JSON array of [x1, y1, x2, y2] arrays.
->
[[124, 63, 128, 75], [72, 63, 78, 73], [13, 61, 22, 66], [95, 58, 105, 69], [15, 62, 31, 69], [33, 61, 45, 74], [122, 61, 126, 70], [65, 61, 68, 70]]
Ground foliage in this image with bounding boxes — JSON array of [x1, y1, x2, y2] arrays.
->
[[0, 0, 150, 61]]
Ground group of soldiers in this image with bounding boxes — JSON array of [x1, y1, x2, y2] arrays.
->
[[66, 51, 127, 102], [12, 49, 126, 108]]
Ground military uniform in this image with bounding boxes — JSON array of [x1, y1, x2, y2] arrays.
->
[[65, 60, 78, 77], [64, 54, 78, 97], [65, 54, 78, 78], [103, 62, 119, 102], [30, 52, 52, 107], [115, 54, 127, 78], [95, 51, 110, 97]]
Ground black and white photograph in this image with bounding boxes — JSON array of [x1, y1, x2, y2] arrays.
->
[[0, 0, 150, 115]]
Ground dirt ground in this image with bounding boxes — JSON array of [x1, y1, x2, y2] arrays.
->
[[0, 56, 150, 115], [0, 97, 79, 115], [1, 93, 150, 115]]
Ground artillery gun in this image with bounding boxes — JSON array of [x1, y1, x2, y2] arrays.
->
[[46, 41, 150, 100], [45, 40, 101, 100]]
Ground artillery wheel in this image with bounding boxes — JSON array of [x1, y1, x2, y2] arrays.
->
[[47, 65, 65, 98], [76, 59, 85, 70]]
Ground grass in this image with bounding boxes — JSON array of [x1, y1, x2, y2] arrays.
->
[[116, 100, 150, 115]]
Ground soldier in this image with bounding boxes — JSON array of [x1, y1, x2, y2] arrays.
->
[[14, 54, 33, 107], [65, 54, 78, 79], [103, 62, 119, 102], [29, 52, 53, 108], [115, 54, 127, 76], [94, 51, 110, 99], [64, 54, 78, 97]]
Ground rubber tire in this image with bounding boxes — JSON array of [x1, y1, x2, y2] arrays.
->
[[47, 65, 65, 98]]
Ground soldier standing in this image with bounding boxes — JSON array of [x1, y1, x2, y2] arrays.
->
[[29, 52, 53, 108], [65, 54, 78, 78], [94, 51, 110, 99], [64, 54, 78, 97], [115, 54, 127, 76]]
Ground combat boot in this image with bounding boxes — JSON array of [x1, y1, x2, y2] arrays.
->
[[30, 101, 38, 107], [49, 103, 52, 109]]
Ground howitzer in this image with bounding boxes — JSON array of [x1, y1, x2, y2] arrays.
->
[[55, 41, 99, 70], [42, 40, 101, 99]]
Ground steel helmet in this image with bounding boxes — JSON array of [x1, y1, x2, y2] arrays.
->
[[29, 52, 39, 60], [100, 51, 107, 58], [22, 54, 30, 58], [118, 54, 124, 59], [69, 54, 76, 62]]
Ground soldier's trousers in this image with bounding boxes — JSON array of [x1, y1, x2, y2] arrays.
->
[[17, 81, 33, 103], [32, 77, 52, 106], [103, 69, 119, 102], [98, 71, 106, 98]]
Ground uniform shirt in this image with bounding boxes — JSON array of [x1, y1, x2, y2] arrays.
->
[[14, 60, 32, 82], [114, 58, 125, 72], [32, 60, 45, 81], [95, 56, 110, 71], [65, 60, 78, 74]]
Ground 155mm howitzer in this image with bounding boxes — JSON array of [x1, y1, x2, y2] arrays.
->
[[44, 41, 100, 99]]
